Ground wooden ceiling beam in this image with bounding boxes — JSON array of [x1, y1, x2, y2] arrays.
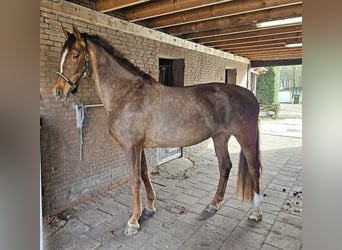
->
[[122, 0, 230, 21], [94, 0, 302, 61], [246, 53, 302, 59], [215, 38, 301, 50], [182, 23, 258, 40], [96, 0, 150, 12], [241, 51, 302, 59], [202, 32, 301, 50], [243, 52, 302, 60], [163, 4, 302, 35], [243, 50, 302, 58], [247, 55, 302, 60], [148, 0, 301, 29], [235, 49, 302, 56], [251, 58, 302, 66], [239, 54, 302, 61], [238, 48, 302, 56], [231, 45, 294, 53], [227, 45, 288, 54], [219, 43, 302, 52], [224, 42, 287, 51], [182, 23, 300, 40], [206, 32, 302, 48], [196, 24, 302, 44], [207, 32, 302, 47]]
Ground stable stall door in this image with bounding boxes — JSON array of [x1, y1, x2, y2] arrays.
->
[[157, 58, 184, 164]]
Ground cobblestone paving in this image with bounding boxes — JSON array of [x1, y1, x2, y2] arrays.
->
[[44, 132, 302, 250], [260, 104, 302, 139], [44, 102, 303, 250]]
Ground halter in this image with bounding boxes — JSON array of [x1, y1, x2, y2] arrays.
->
[[56, 49, 90, 96]]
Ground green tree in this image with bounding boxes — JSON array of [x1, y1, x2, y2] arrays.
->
[[279, 65, 302, 90], [256, 66, 280, 105]]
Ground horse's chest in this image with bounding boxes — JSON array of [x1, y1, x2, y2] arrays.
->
[[107, 111, 145, 144]]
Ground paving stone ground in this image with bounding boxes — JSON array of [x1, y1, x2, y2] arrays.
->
[[43, 104, 302, 250]]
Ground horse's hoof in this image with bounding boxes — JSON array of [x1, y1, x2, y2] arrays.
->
[[248, 210, 262, 222], [142, 207, 156, 219], [205, 203, 219, 214], [124, 222, 140, 236]]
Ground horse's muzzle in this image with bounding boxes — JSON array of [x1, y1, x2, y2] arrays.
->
[[55, 87, 69, 101], [56, 88, 63, 99]]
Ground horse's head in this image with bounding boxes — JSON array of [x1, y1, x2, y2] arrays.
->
[[54, 26, 90, 101]]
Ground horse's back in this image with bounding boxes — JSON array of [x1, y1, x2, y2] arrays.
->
[[191, 82, 258, 105], [140, 82, 259, 147], [185, 82, 259, 118]]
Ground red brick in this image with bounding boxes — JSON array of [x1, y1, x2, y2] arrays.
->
[[45, 18, 60, 26], [40, 39, 53, 45], [41, 11, 57, 20]]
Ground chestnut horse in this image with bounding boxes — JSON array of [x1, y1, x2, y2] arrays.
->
[[54, 26, 263, 235]]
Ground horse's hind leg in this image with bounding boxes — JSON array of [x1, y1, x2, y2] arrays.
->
[[206, 133, 232, 213], [239, 132, 263, 221], [140, 150, 156, 218]]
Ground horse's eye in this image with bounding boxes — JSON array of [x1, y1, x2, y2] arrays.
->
[[73, 53, 80, 59]]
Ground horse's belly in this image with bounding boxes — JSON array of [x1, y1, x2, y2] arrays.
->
[[144, 124, 214, 148]]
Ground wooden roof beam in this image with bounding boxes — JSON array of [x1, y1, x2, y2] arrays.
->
[[207, 32, 302, 47], [251, 58, 302, 66], [246, 54, 303, 59], [216, 38, 302, 50], [247, 55, 302, 60], [224, 42, 287, 51], [196, 24, 302, 44], [220, 43, 302, 52], [242, 51, 302, 58], [164, 4, 302, 35], [238, 48, 302, 56], [234, 50, 302, 58], [148, 0, 302, 29], [96, 0, 150, 12], [183, 24, 257, 40], [231, 45, 296, 53], [122, 0, 231, 21], [182, 23, 300, 40], [243, 52, 302, 60]]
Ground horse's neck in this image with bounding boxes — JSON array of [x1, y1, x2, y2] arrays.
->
[[88, 42, 146, 111]]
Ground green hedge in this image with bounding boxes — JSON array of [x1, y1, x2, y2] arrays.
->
[[256, 67, 279, 105]]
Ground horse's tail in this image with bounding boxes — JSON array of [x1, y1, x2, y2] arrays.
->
[[236, 124, 262, 202]]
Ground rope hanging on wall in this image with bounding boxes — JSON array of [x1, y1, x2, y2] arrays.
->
[[73, 102, 88, 160]]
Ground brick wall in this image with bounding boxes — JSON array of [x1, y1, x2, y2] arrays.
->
[[40, 0, 249, 215]]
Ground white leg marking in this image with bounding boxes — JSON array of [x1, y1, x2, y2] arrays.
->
[[60, 48, 68, 73], [248, 191, 263, 221], [253, 191, 262, 212]]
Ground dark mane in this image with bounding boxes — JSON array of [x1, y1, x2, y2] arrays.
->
[[82, 33, 155, 83]]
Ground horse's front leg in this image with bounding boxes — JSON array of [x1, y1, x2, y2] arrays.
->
[[141, 150, 156, 218], [124, 145, 143, 236]]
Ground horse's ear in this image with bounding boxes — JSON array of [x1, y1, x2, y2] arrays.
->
[[62, 26, 70, 38], [72, 25, 82, 41]]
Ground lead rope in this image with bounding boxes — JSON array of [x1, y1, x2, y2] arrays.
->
[[73, 102, 88, 160]]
